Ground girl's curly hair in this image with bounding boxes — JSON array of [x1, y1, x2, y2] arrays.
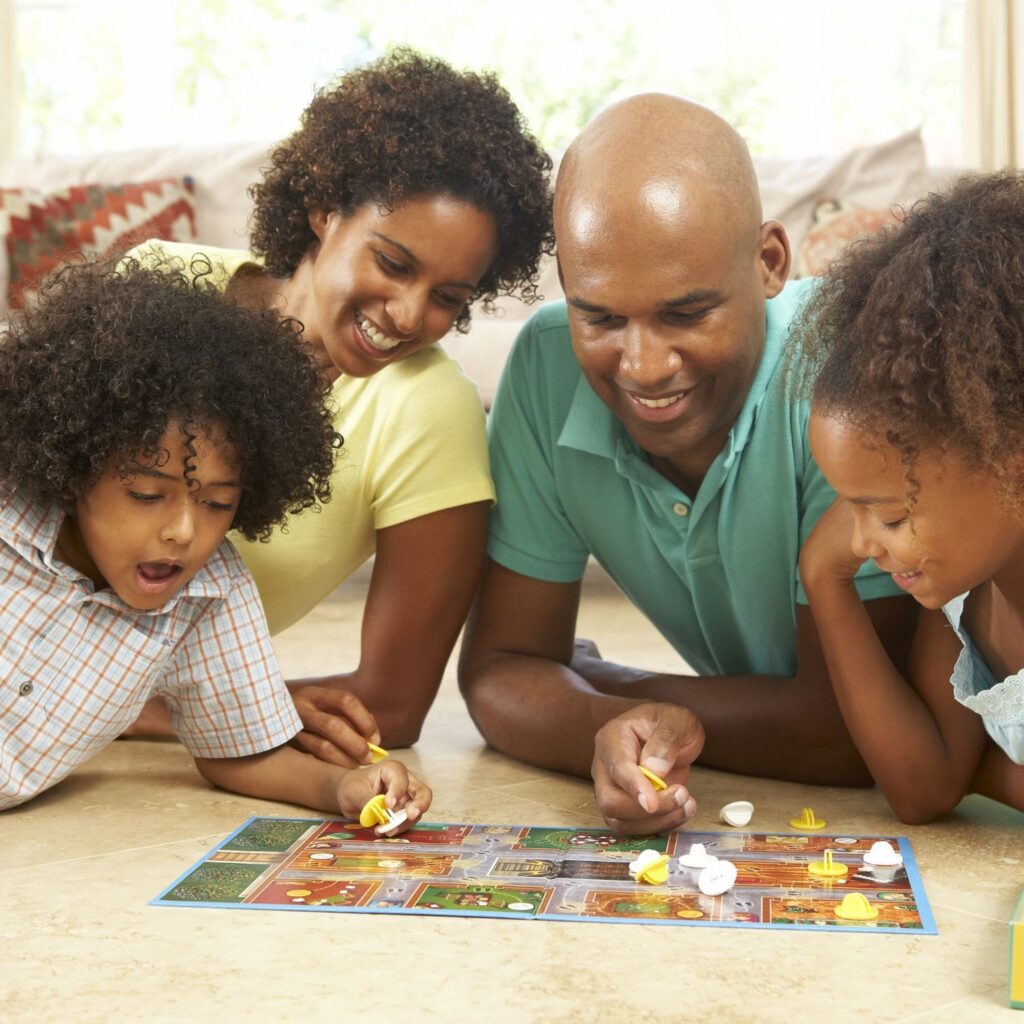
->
[[794, 171, 1024, 502], [249, 47, 554, 331], [0, 257, 339, 541]]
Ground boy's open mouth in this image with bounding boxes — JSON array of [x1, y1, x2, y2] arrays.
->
[[136, 562, 184, 592]]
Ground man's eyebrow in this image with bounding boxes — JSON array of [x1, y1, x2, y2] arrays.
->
[[371, 232, 476, 292], [662, 289, 725, 308], [124, 466, 241, 488], [567, 297, 609, 314]]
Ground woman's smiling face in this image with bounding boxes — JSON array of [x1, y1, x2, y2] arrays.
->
[[300, 195, 498, 378]]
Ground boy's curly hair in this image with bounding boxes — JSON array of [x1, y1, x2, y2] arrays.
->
[[794, 171, 1024, 501], [0, 258, 339, 541], [249, 47, 554, 331]]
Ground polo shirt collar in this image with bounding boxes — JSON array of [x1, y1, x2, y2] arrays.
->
[[556, 300, 787, 472]]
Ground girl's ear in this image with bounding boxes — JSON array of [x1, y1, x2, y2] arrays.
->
[[308, 209, 331, 242]]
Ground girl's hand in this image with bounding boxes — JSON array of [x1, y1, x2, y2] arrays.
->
[[800, 497, 867, 594], [335, 759, 432, 836]]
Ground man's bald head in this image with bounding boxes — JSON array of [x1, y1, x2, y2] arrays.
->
[[555, 94, 763, 262]]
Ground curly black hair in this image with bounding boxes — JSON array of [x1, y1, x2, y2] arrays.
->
[[0, 257, 339, 541], [794, 171, 1024, 502], [249, 47, 554, 331]]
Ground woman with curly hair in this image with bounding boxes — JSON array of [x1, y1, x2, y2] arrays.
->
[[796, 172, 1024, 822], [0, 258, 431, 822], [132, 48, 554, 763]]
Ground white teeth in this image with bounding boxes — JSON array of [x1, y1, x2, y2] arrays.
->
[[634, 392, 686, 409], [356, 311, 402, 351]]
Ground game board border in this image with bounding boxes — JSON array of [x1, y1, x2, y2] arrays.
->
[[151, 816, 938, 935]]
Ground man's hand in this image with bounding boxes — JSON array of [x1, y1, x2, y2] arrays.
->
[[591, 703, 705, 834], [288, 679, 381, 768]]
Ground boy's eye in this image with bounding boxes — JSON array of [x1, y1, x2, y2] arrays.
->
[[205, 500, 236, 512]]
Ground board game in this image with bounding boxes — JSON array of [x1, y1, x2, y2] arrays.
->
[[152, 817, 936, 933]]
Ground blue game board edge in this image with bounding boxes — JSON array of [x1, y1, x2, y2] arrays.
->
[[148, 815, 938, 935]]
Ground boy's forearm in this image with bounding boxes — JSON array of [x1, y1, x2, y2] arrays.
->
[[195, 745, 346, 813]]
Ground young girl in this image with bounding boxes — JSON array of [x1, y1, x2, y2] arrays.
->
[[0, 258, 431, 825], [797, 172, 1024, 823]]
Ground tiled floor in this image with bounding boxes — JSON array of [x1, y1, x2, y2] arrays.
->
[[2, 567, 1022, 1023]]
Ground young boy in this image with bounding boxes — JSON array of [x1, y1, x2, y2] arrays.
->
[[0, 258, 431, 824]]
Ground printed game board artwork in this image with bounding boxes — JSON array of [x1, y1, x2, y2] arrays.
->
[[152, 817, 937, 934]]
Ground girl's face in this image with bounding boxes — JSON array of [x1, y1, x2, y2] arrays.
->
[[809, 411, 1024, 610], [299, 195, 498, 378]]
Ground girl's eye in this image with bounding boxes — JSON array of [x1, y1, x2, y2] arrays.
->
[[434, 291, 463, 309], [128, 491, 160, 503], [881, 517, 907, 531]]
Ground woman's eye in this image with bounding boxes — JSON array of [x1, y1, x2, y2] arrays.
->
[[376, 252, 408, 275], [128, 491, 160, 503]]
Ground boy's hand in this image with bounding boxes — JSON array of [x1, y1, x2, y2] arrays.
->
[[800, 497, 868, 593], [288, 680, 381, 768], [336, 758, 432, 836], [591, 703, 704, 835]]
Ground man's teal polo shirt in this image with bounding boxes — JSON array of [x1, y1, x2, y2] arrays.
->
[[486, 278, 902, 678]]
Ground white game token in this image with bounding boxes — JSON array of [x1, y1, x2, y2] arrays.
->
[[719, 800, 754, 827], [309, 852, 334, 861], [863, 840, 903, 867], [377, 808, 408, 835], [698, 858, 737, 896], [678, 843, 717, 870], [507, 902, 534, 911]]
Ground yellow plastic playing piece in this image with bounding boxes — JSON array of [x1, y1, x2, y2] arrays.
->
[[285, 888, 312, 898], [638, 765, 668, 791], [358, 794, 390, 828], [807, 849, 848, 878], [789, 807, 827, 831], [676, 909, 704, 919], [834, 892, 879, 921], [634, 854, 671, 885], [366, 741, 389, 763]]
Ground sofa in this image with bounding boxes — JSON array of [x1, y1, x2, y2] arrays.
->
[[0, 128, 952, 406]]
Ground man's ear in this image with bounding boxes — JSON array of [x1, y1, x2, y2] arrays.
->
[[757, 220, 791, 298]]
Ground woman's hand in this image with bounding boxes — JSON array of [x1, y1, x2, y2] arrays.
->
[[288, 679, 381, 768], [799, 497, 867, 595], [335, 758, 433, 835], [591, 703, 703, 835]]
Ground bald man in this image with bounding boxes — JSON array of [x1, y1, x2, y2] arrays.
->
[[458, 96, 915, 833]]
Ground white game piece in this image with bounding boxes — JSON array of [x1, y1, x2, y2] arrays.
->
[[697, 858, 737, 896], [507, 902, 534, 911], [719, 800, 754, 827], [376, 808, 408, 835], [863, 840, 903, 867], [309, 852, 334, 861], [678, 843, 718, 870], [628, 848, 665, 879]]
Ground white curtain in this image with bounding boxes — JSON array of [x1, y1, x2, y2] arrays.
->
[[965, 0, 1024, 169], [0, 0, 16, 162]]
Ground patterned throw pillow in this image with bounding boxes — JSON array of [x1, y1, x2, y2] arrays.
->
[[796, 198, 902, 279], [0, 178, 197, 309]]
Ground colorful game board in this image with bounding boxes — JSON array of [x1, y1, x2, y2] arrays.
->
[[152, 817, 937, 933]]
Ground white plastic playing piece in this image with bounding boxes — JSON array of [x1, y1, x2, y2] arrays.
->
[[719, 800, 754, 827], [697, 858, 737, 896], [863, 840, 903, 867], [507, 902, 534, 911], [376, 808, 408, 835], [678, 843, 718, 870], [629, 848, 665, 878]]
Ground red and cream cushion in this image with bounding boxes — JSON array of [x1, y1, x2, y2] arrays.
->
[[796, 197, 903, 278], [0, 177, 197, 309]]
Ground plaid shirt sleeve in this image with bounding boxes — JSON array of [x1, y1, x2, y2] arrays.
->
[[159, 552, 302, 759]]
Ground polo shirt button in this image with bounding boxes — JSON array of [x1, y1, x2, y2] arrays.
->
[[672, 502, 689, 517], [18, 681, 34, 696]]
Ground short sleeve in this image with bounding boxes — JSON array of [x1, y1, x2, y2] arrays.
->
[[159, 560, 302, 758], [365, 354, 495, 530], [486, 315, 590, 582]]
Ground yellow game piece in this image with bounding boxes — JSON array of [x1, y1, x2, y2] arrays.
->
[[676, 909, 704, 919], [638, 765, 667, 791], [807, 849, 848, 878], [366, 741, 389, 763], [789, 807, 827, 831], [285, 889, 313, 898], [359, 794, 390, 828], [629, 850, 671, 885], [834, 893, 879, 921]]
